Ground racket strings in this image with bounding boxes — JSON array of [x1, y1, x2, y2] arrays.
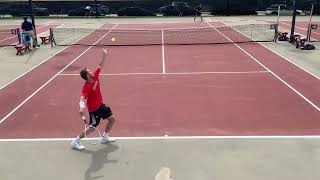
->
[[84, 123, 102, 145]]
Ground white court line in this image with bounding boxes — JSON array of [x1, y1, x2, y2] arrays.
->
[[225, 21, 319, 80], [281, 22, 307, 30], [0, 34, 18, 43], [1, 135, 320, 142], [104, 26, 212, 31], [258, 22, 320, 79], [206, 22, 320, 112], [278, 27, 309, 37], [278, 27, 319, 42], [281, 22, 320, 35], [276, 25, 320, 80], [266, 27, 320, 80], [107, 21, 210, 25], [36, 23, 65, 37], [0, 24, 119, 125], [278, 23, 318, 41], [59, 71, 270, 76], [80, 26, 215, 31], [161, 30, 166, 74]]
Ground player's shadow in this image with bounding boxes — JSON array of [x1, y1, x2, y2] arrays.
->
[[81, 143, 119, 180]]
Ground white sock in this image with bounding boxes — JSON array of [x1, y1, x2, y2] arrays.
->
[[75, 136, 81, 142], [103, 132, 108, 137]]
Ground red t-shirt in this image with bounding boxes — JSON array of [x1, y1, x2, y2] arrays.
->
[[81, 67, 103, 112]]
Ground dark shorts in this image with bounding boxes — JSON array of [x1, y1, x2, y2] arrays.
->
[[89, 104, 113, 127]]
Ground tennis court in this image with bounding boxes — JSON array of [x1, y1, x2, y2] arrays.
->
[[0, 18, 320, 180]]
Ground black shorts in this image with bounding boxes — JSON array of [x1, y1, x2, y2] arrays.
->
[[89, 104, 113, 127]]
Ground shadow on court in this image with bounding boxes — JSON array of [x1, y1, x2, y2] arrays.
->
[[77, 143, 119, 180]]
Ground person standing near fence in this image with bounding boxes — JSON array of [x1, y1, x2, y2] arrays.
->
[[21, 16, 39, 48], [85, 6, 92, 19]]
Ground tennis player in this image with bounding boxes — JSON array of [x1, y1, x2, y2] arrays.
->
[[21, 16, 39, 48], [194, 4, 203, 21], [71, 48, 116, 150]]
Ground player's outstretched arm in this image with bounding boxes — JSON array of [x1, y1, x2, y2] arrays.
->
[[98, 48, 108, 68]]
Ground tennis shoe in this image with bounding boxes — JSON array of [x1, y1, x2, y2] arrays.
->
[[100, 136, 116, 144], [71, 139, 85, 150]]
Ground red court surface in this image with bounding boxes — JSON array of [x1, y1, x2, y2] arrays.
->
[[164, 44, 265, 73], [0, 22, 319, 139], [108, 22, 211, 30]]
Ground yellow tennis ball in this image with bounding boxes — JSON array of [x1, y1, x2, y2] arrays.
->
[[111, 38, 116, 42]]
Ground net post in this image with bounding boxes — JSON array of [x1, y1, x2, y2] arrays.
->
[[276, 5, 280, 24], [73, 28, 75, 44], [290, 0, 297, 43], [307, 24, 311, 42], [307, 4, 314, 42], [50, 28, 56, 47], [28, 0, 38, 46], [274, 24, 278, 43], [95, 0, 98, 18], [250, 24, 253, 40], [274, 5, 280, 43], [17, 28, 21, 44]]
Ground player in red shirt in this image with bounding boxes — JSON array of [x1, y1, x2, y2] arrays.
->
[[71, 48, 116, 150]]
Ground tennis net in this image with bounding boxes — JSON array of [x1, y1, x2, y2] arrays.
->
[[50, 24, 277, 47], [0, 28, 20, 47]]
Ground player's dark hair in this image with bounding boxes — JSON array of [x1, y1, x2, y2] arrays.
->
[[80, 68, 88, 80]]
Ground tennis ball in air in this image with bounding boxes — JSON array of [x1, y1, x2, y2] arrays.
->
[[111, 38, 116, 42]]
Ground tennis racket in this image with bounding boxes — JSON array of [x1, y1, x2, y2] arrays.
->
[[82, 117, 102, 145]]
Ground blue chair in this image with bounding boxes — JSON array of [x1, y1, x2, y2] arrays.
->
[[15, 32, 32, 55], [21, 32, 31, 45]]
